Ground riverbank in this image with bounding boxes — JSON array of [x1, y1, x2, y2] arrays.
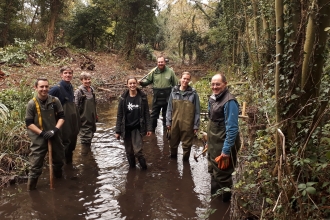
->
[[0, 50, 209, 101]]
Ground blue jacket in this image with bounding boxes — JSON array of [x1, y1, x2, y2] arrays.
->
[[208, 89, 239, 155], [49, 80, 74, 105]]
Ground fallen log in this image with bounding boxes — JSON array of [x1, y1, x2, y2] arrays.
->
[[103, 83, 126, 86], [8, 63, 24, 67], [98, 87, 112, 92]]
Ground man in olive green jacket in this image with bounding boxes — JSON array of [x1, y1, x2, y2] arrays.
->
[[139, 56, 178, 132], [26, 77, 65, 190]]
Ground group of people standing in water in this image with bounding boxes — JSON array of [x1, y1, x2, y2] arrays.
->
[[25, 56, 240, 203]]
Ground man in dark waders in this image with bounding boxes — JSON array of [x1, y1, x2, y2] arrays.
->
[[49, 66, 80, 164], [207, 73, 241, 202], [25, 77, 65, 190], [74, 72, 97, 155], [166, 72, 200, 161], [138, 56, 178, 132]]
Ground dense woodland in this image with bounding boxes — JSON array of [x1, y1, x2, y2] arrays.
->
[[0, 0, 330, 219]]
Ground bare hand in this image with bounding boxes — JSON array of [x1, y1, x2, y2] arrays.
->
[[115, 133, 120, 140], [146, 131, 152, 136]]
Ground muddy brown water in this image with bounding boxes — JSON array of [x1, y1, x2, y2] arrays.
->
[[0, 101, 230, 220]]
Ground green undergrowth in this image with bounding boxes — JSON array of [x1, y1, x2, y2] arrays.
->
[[192, 70, 330, 219], [0, 81, 32, 187]]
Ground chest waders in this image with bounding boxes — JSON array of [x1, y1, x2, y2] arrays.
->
[[207, 121, 240, 197], [151, 87, 172, 130], [27, 98, 64, 190], [170, 99, 195, 160], [80, 96, 97, 155], [124, 128, 147, 170], [62, 102, 80, 163]]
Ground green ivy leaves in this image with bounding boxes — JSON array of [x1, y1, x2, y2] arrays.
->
[[298, 182, 317, 196]]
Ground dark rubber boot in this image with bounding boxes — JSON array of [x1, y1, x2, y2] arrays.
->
[[222, 191, 232, 203], [169, 148, 177, 159], [53, 169, 62, 178], [138, 156, 147, 170], [182, 148, 191, 161], [81, 143, 91, 156], [127, 155, 136, 168], [27, 177, 38, 191], [65, 151, 73, 164], [211, 176, 221, 195]]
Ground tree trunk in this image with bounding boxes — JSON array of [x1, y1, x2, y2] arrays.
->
[[283, 0, 306, 143], [45, 0, 61, 48], [261, 7, 271, 63], [275, 0, 284, 162], [251, 0, 260, 63], [301, 0, 330, 98], [30, 6, 39, 28], [242, 0, 254, 77], [0, 0, 14, 47]]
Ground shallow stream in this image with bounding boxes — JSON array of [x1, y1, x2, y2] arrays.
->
[[0, 100, 230, 220]]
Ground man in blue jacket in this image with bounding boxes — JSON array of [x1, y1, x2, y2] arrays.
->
[[207, 73, 241, 202], [49, 66, 80, 164]]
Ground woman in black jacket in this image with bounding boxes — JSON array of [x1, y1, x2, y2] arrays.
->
[[115, 76, 152, 169]]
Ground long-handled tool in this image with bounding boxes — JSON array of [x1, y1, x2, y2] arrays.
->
[[239, 101, 248, 119], [139, 67, 157, 82], [140, 72, 151, 81], [48, 140, 54, 189], [194, 147, 208, 162], [193, 132, 208, 162]]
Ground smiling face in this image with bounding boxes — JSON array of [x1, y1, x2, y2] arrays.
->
[[127, 78, 137, 92], [61, 69, 73, 83], [211, 74, 227, 95], [180, 73, 191, 90], [35, 79, 49, 100], [81, 77, 91, 88], [157, 57, 166, 71]]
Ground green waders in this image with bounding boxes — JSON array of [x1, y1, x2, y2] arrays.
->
[[207, 121, 240, 201], [79, 97, 97, 155], [169, 100, 195, 161], [27, 106, 64, 190], [61, 102, 80, 163], [124, 129, 147, 169]]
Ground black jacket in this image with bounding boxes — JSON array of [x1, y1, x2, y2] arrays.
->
[[115, 88, 152, 139]]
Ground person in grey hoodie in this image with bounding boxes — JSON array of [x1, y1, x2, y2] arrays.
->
[[166, 72, 200, 161]]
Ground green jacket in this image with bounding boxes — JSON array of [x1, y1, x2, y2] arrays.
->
[[140, 66, 178, 89]]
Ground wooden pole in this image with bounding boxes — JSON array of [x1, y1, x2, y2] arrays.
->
[[239, 101, 248, 119], [48, 140, 54, 189], [242, 102, 246, 116]]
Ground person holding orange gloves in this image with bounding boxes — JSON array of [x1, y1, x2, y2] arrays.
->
[[207, 73, 241, 202]]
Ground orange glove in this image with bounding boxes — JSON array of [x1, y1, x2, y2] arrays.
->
[[220, 156, 229, 169], [215, 155, 230, 170], [215, 155, 222, 169]]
